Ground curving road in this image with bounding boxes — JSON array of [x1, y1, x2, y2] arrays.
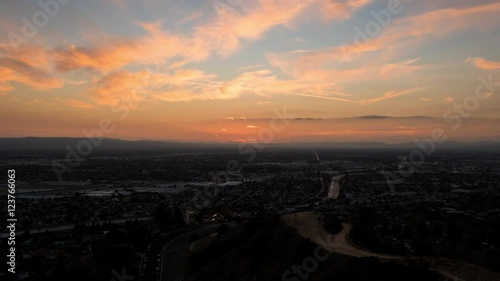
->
[[141, 227, 198, 281]]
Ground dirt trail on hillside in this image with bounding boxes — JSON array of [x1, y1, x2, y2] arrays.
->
[[282, 212, 500, 281], [282, 212, 394, 258]]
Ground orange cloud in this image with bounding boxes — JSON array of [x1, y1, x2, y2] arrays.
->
[[465, 57, 500, 70], [84, 64, 359, 105], [51, 0, 370, 75], [0, 45, 51, 70], [0, 45, 62, 91], [0, 82, 13, 94], [1, 0, 373, 95], [88, 68, 224, 104], [318, 0, 372, 19], [193, 0, 308, 56], [57, 0, 370, 75], [194, 0, 370, 56], [51, 25, 206, 73]]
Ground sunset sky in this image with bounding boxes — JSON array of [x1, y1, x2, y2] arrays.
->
[[1, 0, 499, 142]]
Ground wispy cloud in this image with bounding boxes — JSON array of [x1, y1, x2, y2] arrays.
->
[[316, 0, 372, 20], [179, 10, 204, 24], [361, 87, 430, 104], [294, 93, 356, 103], [267, 2, 500, 79], [55, 98, 95, 109], [0, 82, 13, 94]]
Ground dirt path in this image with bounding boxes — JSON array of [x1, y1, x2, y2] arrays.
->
[[282, 212, 392, 258], [282, 212, 500, 281]]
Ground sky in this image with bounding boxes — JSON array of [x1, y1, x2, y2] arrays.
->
[[1, 0, 499, 143]]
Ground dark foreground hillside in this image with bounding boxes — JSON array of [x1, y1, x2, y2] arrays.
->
[[185, 217, 443, 281]]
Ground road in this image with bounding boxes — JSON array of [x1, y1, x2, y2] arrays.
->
[[140, 226, 198, 281], [159, 225, 221, 281]]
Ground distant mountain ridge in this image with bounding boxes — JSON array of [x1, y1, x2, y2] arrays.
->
[[1, 137, 500, 152]]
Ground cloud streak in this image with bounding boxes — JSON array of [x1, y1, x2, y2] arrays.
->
[[361, 86, 430, 104]]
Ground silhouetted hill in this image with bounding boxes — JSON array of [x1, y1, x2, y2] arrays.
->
[[1, 137, 500, 153], [0, 137, 234, 152]]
